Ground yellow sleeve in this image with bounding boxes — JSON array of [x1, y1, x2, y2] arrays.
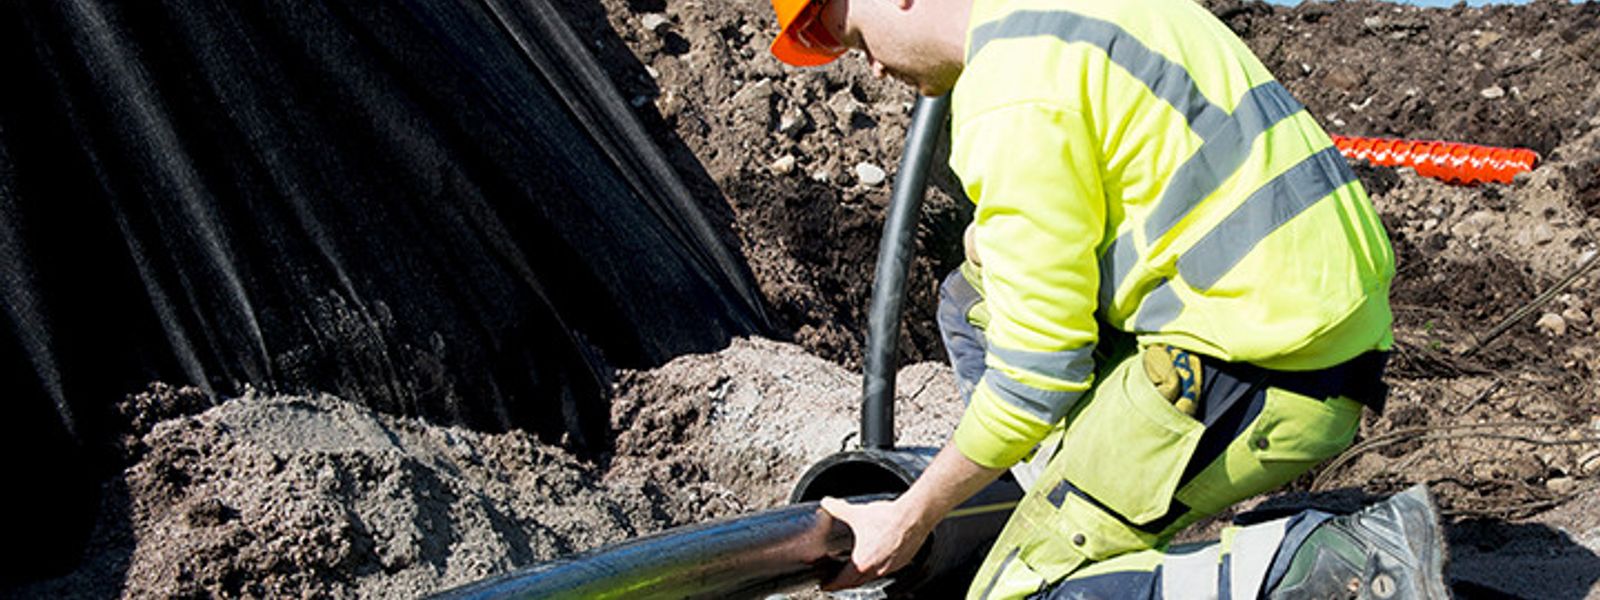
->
[[948, 100, 1107, 469]]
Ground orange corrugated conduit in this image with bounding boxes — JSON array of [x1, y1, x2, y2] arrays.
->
[[1331, 134, 1540, 185]]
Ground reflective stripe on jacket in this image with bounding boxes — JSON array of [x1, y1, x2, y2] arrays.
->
[[949, 0, 1395, 469]]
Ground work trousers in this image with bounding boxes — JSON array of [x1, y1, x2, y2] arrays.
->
[[936, 269, 1364, 599], [1026, 510, 1332, 600]]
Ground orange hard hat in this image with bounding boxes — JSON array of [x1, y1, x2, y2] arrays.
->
[[769, 0, 845, 66]]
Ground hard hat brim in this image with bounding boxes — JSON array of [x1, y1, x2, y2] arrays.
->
[[770, 27, 845, 67], [770, 32, 845, 66]]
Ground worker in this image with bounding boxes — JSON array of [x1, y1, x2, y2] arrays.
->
[[765, 0, 1452, 598]]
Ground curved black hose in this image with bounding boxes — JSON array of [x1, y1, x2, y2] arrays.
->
[[862, 94, 950, 450]]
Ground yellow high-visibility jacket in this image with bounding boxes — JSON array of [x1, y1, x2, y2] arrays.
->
[[950, 0, 1395, 469]]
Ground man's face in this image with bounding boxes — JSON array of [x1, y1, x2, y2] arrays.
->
[[813, 0, 959, 96]]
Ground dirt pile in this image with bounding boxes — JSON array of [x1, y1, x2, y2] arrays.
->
[[607, 338, 962, 519], [15, 341, 962, 598], [21, 386, 658, 598]]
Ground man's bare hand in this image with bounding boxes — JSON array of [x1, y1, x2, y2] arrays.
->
[[819, 496, 934, 591], [816, 443, 1007, 591]]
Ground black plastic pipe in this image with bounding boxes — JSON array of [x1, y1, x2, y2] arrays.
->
[[862, 94, 950, 450], [428, 500, 864, 600], [430, 448, 1022, 600], [792, 448, 1022, 597]]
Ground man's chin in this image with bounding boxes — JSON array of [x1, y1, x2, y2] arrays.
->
[[895, 74, 941, 96], [908, 70, 958, 97], [883, 66, 954, 96], [916, 82, 953, 96]]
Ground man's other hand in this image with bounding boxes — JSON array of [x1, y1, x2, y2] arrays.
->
[[819, 496, 934, 591]]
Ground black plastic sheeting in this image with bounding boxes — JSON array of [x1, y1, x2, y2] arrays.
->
[[0, 0, 770, 579]]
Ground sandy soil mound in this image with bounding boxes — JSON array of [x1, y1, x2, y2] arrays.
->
[[20, 387, 658, 598], [14, 341, 962, 598], [607, 337, 962, 520]]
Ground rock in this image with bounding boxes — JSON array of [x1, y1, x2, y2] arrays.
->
[[1580, 450, 1600, 477], [1452, 210, 1499, 237], [1474, 31, 1504, 49], [1548, 476, 1579, 495], [1321, 66, 1363, 92], [777, 108, 811, 138], [769, 155, 796, 175], [1470, 462, 1499, 482], [1537, 312, 1568, 337], [1362, 16, 1383, 28], [1564, 307, 1591, 325], [730, 79, 775, 131], [854, 162, 887, 186], [826, 90, 864, 130], [1531, 223, 1556, 245], [639, 13, 671, 32], [1480, 85, 1506, 99], [1567, 345, 1595, 362]]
